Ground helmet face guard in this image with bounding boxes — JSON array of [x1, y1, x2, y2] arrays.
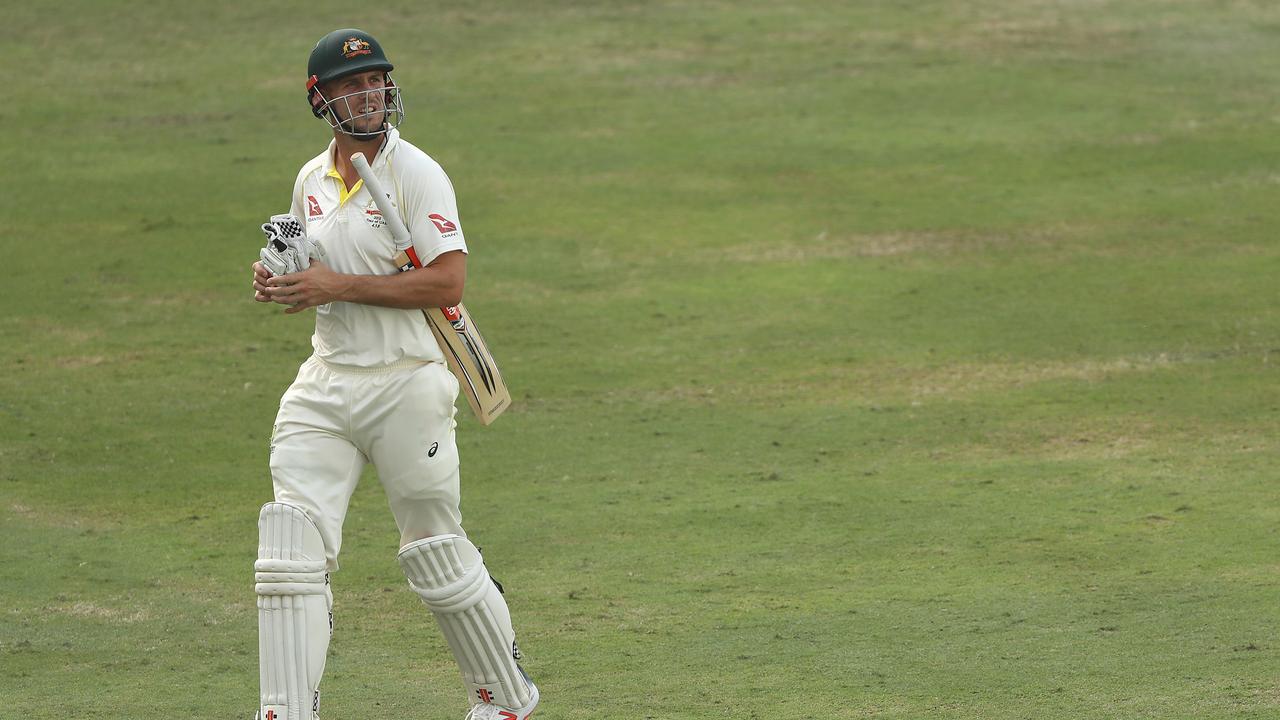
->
[[307, 73, 404, 139]]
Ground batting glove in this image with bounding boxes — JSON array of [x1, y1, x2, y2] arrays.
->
[[259, 214, 325, 275]]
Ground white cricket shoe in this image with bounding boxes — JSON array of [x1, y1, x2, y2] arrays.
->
[[464, 671, 539, 720]]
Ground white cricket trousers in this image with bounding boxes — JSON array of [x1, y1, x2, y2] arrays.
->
[[270, 355, 464, 570]]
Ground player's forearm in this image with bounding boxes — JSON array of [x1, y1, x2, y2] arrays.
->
[[336, 267, 464, 309]]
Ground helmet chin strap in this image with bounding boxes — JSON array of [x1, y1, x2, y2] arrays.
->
[[346, 127, 386, 141]]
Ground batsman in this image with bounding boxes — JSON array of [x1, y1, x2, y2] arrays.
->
[[249, 28, 539, 720]]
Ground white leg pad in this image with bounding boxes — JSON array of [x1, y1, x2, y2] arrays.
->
[[398, 534, 532, 709], [257, 502, 332, 720]]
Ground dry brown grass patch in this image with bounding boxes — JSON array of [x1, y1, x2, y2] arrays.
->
[[714, 226, 1084, 264], [56, 601, 151, 624]]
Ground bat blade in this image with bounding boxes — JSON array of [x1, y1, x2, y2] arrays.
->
[[422, 304, 511, 426]]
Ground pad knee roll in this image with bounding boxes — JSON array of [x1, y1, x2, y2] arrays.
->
[[257, 502, 332, 720], [397, 534, 532, 709]]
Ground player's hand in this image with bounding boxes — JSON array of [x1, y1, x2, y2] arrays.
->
[[264, 260, 349, 314], [252, 261, 273, 303]]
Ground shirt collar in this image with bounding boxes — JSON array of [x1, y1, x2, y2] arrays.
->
[[322, 127, 401, 174]]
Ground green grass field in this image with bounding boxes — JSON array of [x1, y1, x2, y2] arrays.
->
[[3, 1, 1280, 717]]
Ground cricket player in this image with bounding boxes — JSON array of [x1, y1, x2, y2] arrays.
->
[[249, 28, 538, 720]]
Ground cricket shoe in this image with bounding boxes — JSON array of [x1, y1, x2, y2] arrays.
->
[[464, 669, 539, 720]]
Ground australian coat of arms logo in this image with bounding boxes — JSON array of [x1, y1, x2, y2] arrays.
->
[[342, 38, 372, 59]]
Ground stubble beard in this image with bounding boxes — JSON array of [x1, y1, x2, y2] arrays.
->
[[341, 109, 386, 140]]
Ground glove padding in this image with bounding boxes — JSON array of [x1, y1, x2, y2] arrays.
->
[[259, 214, 325, 276]]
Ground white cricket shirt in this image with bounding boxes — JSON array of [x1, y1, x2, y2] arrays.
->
[[289, 128, 468, 367]]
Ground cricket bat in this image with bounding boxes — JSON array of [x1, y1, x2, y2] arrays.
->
[[351, 152, 511, 425]]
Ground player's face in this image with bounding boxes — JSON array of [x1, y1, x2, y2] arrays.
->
[[324, 70, 388, 135]]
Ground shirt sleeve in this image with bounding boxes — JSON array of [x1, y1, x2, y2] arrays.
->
[[401, 158, 469, 266], [290, 168, 306, 228]]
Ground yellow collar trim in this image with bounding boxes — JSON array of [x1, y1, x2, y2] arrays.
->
[[327, 167, 363, 206]]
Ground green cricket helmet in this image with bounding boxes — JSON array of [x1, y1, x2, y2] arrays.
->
[[305, 28, 404, 137]]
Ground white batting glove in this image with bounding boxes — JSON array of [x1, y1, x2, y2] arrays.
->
[[259, 243, 298, 277], [259, 214, 325, 275]]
